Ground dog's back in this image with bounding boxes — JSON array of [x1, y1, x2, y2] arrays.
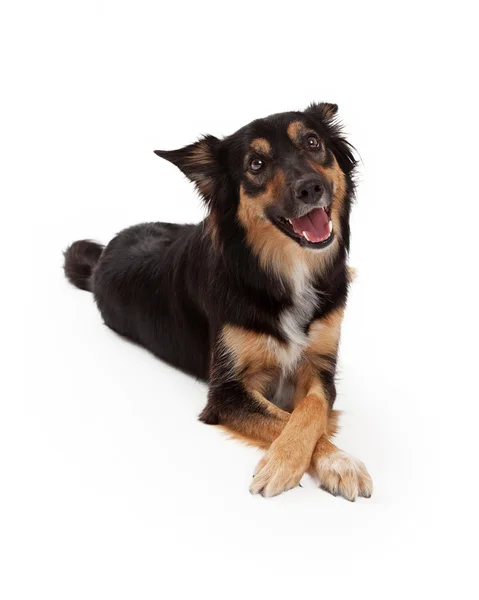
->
[[64, 221, 211, 379]]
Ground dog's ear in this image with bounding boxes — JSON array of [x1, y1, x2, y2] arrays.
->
[[304, 102, 356, 175], [154, 135, 222, 201], [304, 102, 339, 123]]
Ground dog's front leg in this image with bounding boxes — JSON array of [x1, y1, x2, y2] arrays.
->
[[303, 309, 373, 500], [246, 362, 339, 497], [248, 388, 329, 497], [200, 325, 328, 497], [308, 436, 373, 501], [201, 376, 327, 497]]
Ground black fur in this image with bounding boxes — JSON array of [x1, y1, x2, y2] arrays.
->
[[64, 240, 104, 291]]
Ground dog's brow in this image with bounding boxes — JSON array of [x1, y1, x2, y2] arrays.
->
[[287, 121, 308, 142], [250, 138, 272, 155]]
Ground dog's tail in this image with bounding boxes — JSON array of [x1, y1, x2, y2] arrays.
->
[[63, 240, 104, 292]]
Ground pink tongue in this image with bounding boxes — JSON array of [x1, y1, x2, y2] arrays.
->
[[290, 208, 330, 243]]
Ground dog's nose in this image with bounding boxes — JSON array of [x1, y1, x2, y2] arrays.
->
[[294, 177, 324, 204]]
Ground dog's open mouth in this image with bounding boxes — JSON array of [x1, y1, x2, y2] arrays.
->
[[272, 207, 334, 249]]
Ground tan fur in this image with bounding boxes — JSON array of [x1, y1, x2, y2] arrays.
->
[[250, 137, 272, 155], [219, 390, 371, 500], [306, 307, 345, 360], [220, 394, 289, 450], [187, 142, 217, 197], [222, 387, 372, 501], [287, 120, 308, 143], [291, 361, 321, 407], [238, 171, 303, 279], [326, 408, 341, 438], [217, 426, 272, 450], [240, 169, 286, 211], [249, 388, 329, 496], [221, 325, 284, 392], [319, 102, 338, 121], [217, 389, 348, 496], [219, 406, 341, 452], [308, 155, 347, 242], [308, 437, 373, 501], [249, 364, 331, 497], [238, 194, 337, 281], [347, 265, 357, 282], [244, 140, 274, 185]]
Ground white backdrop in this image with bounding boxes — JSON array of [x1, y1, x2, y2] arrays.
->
[[2, 1, 478, 598]]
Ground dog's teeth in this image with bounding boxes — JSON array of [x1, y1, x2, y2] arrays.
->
[[302, 231, 312, 242], [287, 219, 292, 224], [329, 220, 333, 233]]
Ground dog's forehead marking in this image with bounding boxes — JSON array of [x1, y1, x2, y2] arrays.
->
[[250, 137, 272, 154], [287, 120, 308, 143]]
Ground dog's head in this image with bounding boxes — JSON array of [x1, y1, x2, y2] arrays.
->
[[155, 103, 356, 254]]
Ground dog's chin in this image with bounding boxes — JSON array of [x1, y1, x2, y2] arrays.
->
[[269, 206, 335, 250]]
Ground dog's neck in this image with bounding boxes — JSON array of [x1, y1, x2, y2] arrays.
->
[[207, 209, 348, 304]]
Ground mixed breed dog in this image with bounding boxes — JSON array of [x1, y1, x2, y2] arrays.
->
[[64, 102, 373, 500]]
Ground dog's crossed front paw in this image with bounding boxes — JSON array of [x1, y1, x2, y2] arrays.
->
[[311, 450, 373, 501], [249, 444, 308, 498]]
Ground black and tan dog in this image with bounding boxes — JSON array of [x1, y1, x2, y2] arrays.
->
[[64, 103, 372, 500]]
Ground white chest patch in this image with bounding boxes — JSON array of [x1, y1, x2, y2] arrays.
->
[[273, 266, 320, 374]]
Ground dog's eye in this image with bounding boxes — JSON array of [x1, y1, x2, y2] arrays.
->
[[249, 158, 265, 172], [306, 135, 320, 149]]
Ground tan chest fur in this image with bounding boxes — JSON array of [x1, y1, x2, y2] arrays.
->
[[222, 296, 343, 394], [220, 265, 350, 403]]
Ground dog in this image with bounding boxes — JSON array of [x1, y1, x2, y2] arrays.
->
[[64, 102, 372, 500]]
